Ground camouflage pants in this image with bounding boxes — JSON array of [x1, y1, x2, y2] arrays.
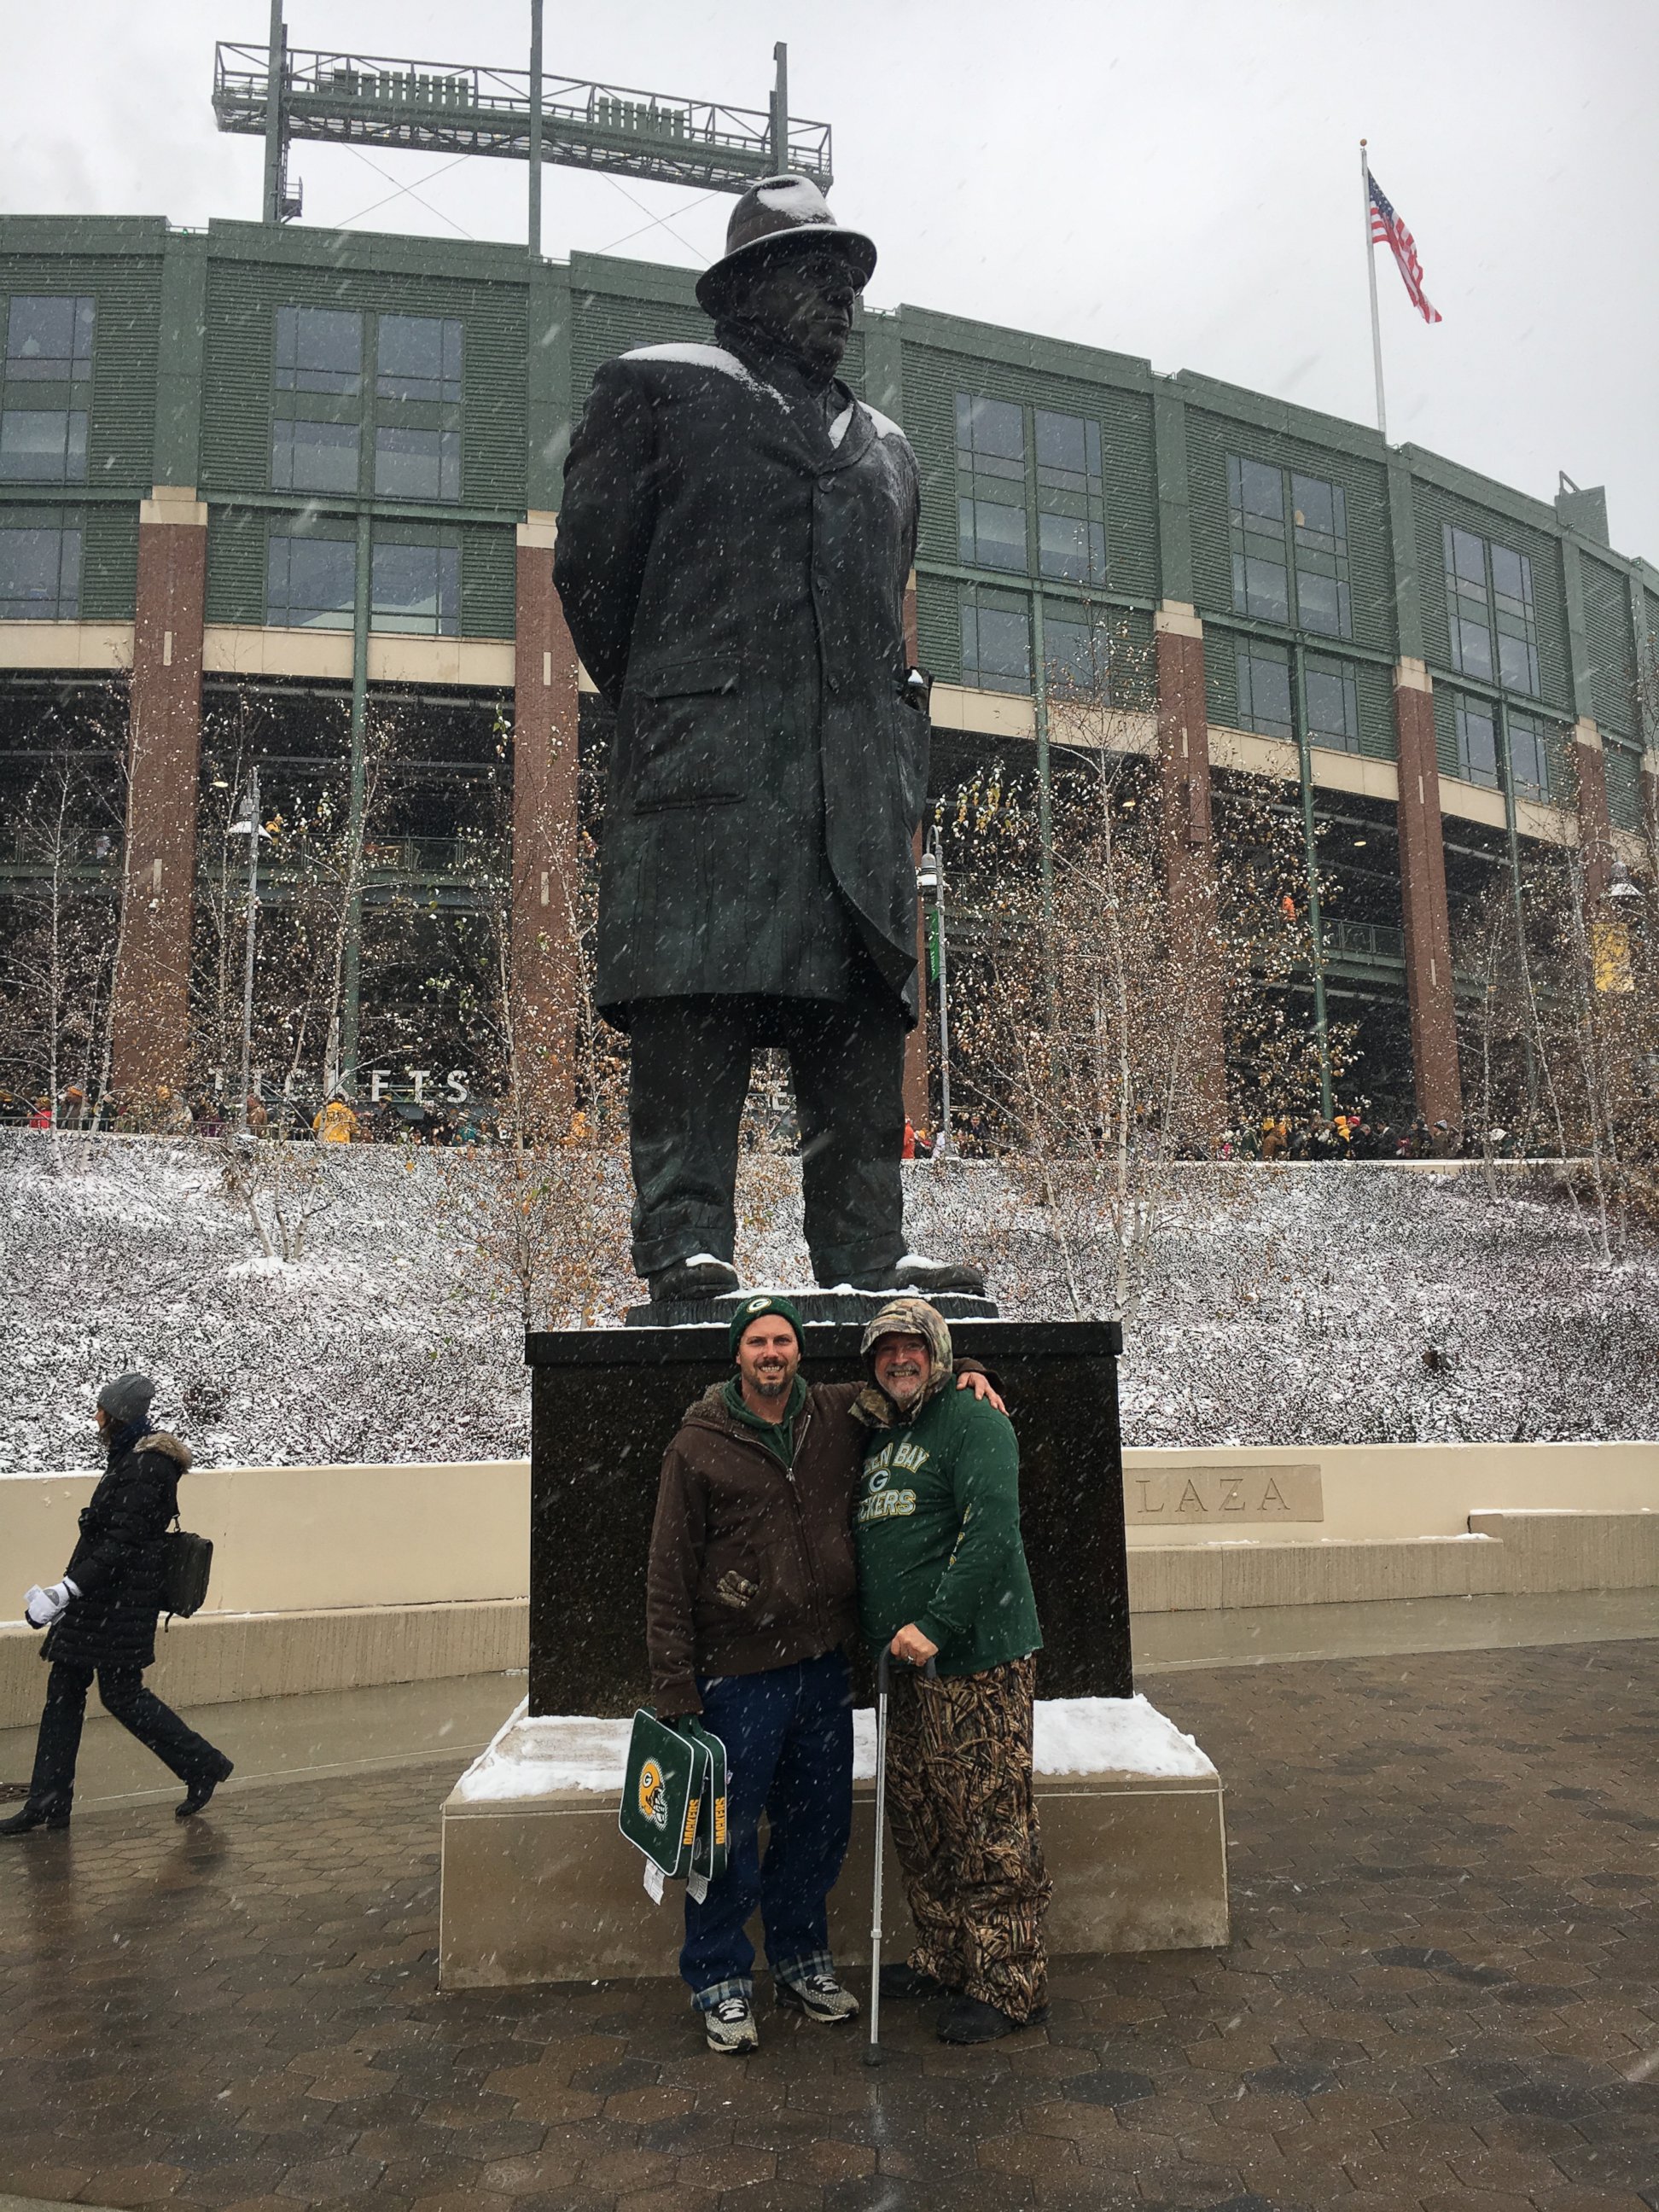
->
[[884, 1655, 1051, 2021]]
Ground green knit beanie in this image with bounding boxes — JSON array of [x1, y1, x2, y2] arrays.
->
[[728, 1292, 806, 1360]]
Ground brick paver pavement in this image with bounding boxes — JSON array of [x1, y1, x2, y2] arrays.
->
[[2, 1640, 1656, 2212]]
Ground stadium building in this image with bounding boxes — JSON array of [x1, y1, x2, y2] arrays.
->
[[1, 179, 1655, 1129]]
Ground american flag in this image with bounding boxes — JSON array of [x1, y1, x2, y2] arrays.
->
[[1368, 172, 1441, 325]]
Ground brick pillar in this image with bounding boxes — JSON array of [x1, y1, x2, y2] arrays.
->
[[901, 572, 929, 1128], [1153, 602, 1225, 1134], [1572, 718, 1612, 900], [110, 487, 207, 1096], [511, 515, 581, 1139], [1392, 659, 1461, 1123]]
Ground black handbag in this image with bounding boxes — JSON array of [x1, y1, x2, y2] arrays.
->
[[160, 1519, 213, 1620]]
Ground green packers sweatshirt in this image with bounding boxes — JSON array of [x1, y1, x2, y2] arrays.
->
[[853, 1385, 1042, 1679]]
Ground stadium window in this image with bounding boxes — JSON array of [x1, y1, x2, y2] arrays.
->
[[370, 540, 459, 634], [1304, 655, 1360, 753], [275, 306, 363, 396], [0, 518, 81, 619], [376, 315, 463, 405], [956, 393, 1027, 573], [266, 533, 355, 629], [1233, 639, 1294, 741], [1507, 711, 1551, 803], [1034, 409, 1107, 585], [1228, 456, 1289, 623], [271, 419, 360, 495], [960, 591, 1031, 694], [1043, 608, 1111, 700], [0, 408, 87, 483], [1291, 474, 1351, 639], [5, 295, 95, 381], [1453, 699, 1499, 789], [1230, 456, 1352, 637], [1490, 544, 1540, 696], [1444, 526, 1540, 697], [374, 427, 461, 503]]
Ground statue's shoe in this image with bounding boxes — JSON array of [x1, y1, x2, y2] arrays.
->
[[847, 1254, 987, 1298], [649, 1253, 742, 1304]]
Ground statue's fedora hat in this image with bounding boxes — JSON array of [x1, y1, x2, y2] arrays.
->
[[696, 174, 876, 317]]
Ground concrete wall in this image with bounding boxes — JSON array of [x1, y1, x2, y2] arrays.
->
[[3, 1445, 1654, 1725]]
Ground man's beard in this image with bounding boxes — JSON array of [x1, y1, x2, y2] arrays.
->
[[752, 1365, 791, 1399], [883, 1366, 925, 1405]]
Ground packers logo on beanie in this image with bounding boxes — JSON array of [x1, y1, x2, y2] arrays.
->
[[728, 1293, 805, 1360]]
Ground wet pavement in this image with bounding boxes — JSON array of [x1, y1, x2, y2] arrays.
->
[[1, 1633, 1656, 2210]]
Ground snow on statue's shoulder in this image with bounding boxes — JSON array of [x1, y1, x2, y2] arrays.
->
[[625, 342, 754, 382], [864, 405, 908, 445]]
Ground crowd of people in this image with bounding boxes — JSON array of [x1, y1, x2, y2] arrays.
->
[[1221, 1111, 1529, 1162], [3, 1085, 494, 1148]]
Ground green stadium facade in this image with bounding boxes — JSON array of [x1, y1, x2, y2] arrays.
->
[[1, 212, 1654, 1127]]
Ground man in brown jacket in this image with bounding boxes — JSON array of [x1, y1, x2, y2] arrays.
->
[[647, 1292, 1000, 2052]]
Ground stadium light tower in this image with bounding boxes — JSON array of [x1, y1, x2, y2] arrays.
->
[[216, 3, 831, 256]]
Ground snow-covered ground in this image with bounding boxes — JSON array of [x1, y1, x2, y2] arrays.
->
[[3, 1132, 1656, 1474]]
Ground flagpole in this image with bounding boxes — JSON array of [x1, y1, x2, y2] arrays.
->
[[1360, 138, 1388, 439]]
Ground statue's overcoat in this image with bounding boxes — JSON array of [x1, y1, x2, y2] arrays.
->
[[554, 333, 926, 1026]]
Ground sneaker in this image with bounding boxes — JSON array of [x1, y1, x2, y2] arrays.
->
[[936, 1994, 1048, 2045], [703, 1994, 760, 2053], [650, 1254, 742, 1304], [777, 1970, 859, 2023]]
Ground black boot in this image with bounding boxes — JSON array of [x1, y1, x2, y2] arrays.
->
[[649, 1254, 742, 1304], [176, 1757, 234, 1820], [880, 1963, 955, 2001], [847, 1254, 987, 1297], [937, 1994, 1048, 2044], [0, 1801, 70, 1837]]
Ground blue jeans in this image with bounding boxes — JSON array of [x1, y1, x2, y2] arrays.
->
[[681, 1650, 853, 2010]]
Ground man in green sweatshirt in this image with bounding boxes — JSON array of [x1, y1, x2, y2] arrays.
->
[[852, 1297, 1051, 2045]]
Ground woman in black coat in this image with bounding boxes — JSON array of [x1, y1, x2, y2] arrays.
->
[[3, 1371, 232, 1836]]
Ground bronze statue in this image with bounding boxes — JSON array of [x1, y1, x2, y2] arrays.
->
[[556, 176, 982, 1303]]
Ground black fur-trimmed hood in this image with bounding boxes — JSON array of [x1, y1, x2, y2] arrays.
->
[[134, 1430, 194, 1470]]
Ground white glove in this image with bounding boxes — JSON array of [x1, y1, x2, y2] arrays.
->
[[23, 1579, 78, 1629]]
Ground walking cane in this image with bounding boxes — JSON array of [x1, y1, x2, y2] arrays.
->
[[864, 1644, 935, 2068]]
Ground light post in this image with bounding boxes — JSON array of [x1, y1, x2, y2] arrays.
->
[[917, 832, 952, 1156], [225, 767, 269, 1132]]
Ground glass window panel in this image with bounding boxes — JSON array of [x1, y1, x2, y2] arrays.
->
[[374, 426, 460, 502], [1037, 510, 1104, 583], [6, 295, 95, 380], [1305, 659, 1359, 752], [1043, 613, 1109, 699], [1507, 713, 1551, 801], [1497, 628, 1539, 696], [1290, 474, 1334, 538], [376, 314, 463, 404], [959, 493, 1026, 573], [1296, 568, 1349, 638], [1243, 548, 1289, 623], [1238, 457, 1284, 524], [0, 523, 80, 619], [271, 418, 360, 493], [370, 541, 459, 634], [275, 305, 363, 395], [1034, 409, 1101, 493], [955, 393, 1024, 480], [266, 534, 355, 628], [1292, 473, 1350, 638], [1454, 701, 1499, 789], [1450, 527, 1487, 586], [1235, 641, 1293, 740], [1490, 544, 1529, 607], [0, 408, 87, 482], [961, 597, 1030, 694]]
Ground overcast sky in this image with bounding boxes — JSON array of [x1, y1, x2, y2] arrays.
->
[[3, 1, 1653, 561]]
